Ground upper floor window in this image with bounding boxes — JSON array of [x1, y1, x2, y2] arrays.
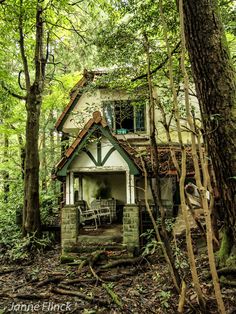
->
[[103, 100, 146, 134]]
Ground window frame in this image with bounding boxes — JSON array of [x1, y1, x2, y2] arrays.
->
[[102, 99, 147, 134]]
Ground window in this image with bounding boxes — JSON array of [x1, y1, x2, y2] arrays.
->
[[103, 100, 146, 134]]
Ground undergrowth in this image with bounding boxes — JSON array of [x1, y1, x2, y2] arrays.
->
[[0, 191, 55, 263]]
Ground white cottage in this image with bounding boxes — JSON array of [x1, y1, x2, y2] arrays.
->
[[54, 69, 194, 251]]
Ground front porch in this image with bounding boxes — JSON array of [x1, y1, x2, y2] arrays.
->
[[60, 164, 141, 252], [61, 203, 140, 253], [55, 113, 156, 252]]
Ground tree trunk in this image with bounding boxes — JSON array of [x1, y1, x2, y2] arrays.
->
[[183, 0, 236, 249], [41, 113, 47, 192], [17, 133, 25, 180], [49, 110, 57, 195], [23, 85, 41, 234], [3, 133, 9, 202], [20, 0, 46, 236]]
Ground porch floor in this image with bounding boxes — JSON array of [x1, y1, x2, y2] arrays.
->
[[78, 223, 122, 244]]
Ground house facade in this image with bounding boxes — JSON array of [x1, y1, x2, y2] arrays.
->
[[55, 69, 196, 252]]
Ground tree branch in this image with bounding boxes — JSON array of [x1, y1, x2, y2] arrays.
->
[[18, 70, 27, 91], [1, 83, 26, 100], [35, 1, 44, 84], [131, 41, 180, 82], [19, 0, 31, 91], [69, 0, 84, 5], [46, 20, 87, 43]]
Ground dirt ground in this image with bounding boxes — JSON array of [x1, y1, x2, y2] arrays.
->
[[0, 238, 236, 314]]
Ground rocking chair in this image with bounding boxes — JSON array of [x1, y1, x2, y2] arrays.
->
[[91, 200, 112, 225], [78, 204, 98, 229]]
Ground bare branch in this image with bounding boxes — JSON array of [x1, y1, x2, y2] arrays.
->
[[46, 20, 87, 43], [65, 16, 87, 43], [1, 83, 26, 100], [45, 31, 50, 63], [131, 41, 181, 82], [18, 70, 27, 91], [69, 0, 84, 5]]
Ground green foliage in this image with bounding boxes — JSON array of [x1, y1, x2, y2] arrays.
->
[[140, 229, 160, 255], [217, 229, 232, 267], [8, 233, 53, 262], [156, 217, 175, 233], [0, 187, 54, 262], [173, 246, 188, 270], [0, 197, 22, 260], [158, 290, 172, 309]]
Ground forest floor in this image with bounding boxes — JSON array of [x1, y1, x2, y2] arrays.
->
[[0, 235, 236, 314]]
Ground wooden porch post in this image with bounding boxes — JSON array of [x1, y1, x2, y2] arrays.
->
[[69, 171, 74, 205], [126, 171, 131, 204], [79, 175, 83, 200], [66, 174, 70, 205], [130, 174, 135, 204]]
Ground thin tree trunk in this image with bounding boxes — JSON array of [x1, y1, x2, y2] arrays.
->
[[3, 133, 10, 202], [179, 148, 206, 309], [49, 110, 57, 195], [41, 113, 47, 191], [143, 32, 181, 291], [140, 157, 180, 292], [49, 110, 55, 166], [17, 133, 25, 180]]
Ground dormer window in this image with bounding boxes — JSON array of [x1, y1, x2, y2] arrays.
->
[[103, 100, 146, 134]]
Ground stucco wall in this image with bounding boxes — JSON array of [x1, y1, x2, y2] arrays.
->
[[68, 138, 130, 171], [61, 87, 200, 143], [136, 177, 174, 205]]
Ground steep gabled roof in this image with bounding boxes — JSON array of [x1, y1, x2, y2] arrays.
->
[[55, 69, 106, 132], [55, 111, 141, 177]]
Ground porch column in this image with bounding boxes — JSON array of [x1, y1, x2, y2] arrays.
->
[[126, 171, 131, 204], [130, 174, 135, 204], [69, 171, 74, 204], [126, 172, 135, 204], [66, 174, 70, 205], [78, 175, 83, 200], [66, 172, 74, 205]]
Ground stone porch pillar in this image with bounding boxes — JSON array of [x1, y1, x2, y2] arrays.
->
[[61, 205, 78, 251], [123, 205, 140, 251]]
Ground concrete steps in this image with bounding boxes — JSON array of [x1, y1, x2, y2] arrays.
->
[[61, 241, 133, 264]]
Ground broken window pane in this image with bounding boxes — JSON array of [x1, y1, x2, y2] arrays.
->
[[103, 100, 146, 133]]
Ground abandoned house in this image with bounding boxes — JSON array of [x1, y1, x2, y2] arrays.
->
[[54, 69, 197, 252]]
